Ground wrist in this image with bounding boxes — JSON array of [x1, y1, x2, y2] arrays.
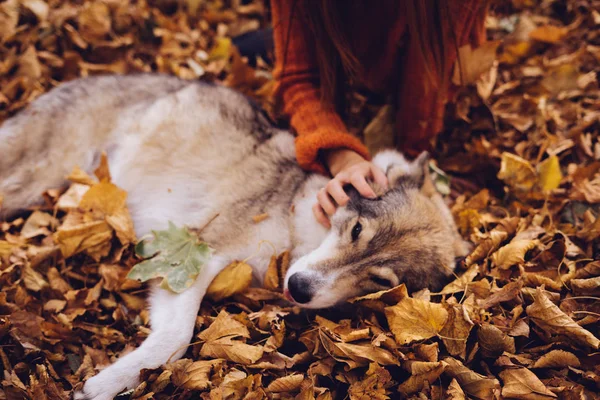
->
[[325, 149, 365, 176]]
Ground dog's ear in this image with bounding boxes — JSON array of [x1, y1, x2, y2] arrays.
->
[[372, 150, 435, 196]]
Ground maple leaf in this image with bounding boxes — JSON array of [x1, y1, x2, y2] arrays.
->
[[128, 222, 212, 293]]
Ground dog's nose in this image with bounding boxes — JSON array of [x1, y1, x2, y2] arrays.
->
[[287, 273, 313, 304]]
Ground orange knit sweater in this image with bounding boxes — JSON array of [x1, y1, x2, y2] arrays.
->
[[271, 1, 488, 174]]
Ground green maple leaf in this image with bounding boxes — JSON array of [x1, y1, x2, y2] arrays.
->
[[127, 222, 212, 293]]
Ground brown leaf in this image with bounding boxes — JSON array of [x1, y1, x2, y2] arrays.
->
[[492, 239, 539, 269], [385, 295, 448, 345], [498, 153, 537, 192], [443, 357, 500, 400], [77, 2, 112, 41], [526, 288, 600, 349], [478, 324, 516, 358], [452, 41, 500, 85], [529, 25, 569, 43], [22, 264, 48, 292], [447, 378, 466, 400], [397, 360, 446, 395], [440, 304, 473, 358], [531, 350, 581, 369], [499, 368, 557, 399], [266, 374, 304, 393], [200, 336, 264, 365], [0, 0, 19, 41], [198, 310, 249, 342], [206, 261, 252, 301], [570, 277, 600, 295]]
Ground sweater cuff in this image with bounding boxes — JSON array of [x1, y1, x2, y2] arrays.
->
[[295, 129, 371, 174]]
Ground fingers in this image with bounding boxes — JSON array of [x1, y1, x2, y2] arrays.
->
[[317, 188, 337, 216], [326, 179, 349, 206], [371, 164, 389, 189], [312, 203, 331, 228], [350, 173, 377, 199]]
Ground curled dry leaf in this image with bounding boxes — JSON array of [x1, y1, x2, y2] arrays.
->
[[531, 349, 581, 369], [526, 288, 600, 349], [439, 304, 473, 358], [266, 374, 304, 393], [492, 239, 539, 269], [499, 368, 557, 399], [443, 357, 500, 400], [397, 360, 447, 395], [478, 324, 516, 358], [447, 378, 466, 400]]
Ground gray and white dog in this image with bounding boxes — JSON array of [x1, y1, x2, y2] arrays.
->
[[0, 74, 469, 400]]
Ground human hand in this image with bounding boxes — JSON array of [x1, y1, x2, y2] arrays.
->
[[313, 149, 388, 228]]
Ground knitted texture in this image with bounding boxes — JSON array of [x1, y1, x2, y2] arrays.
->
[[271, 0, 488, 173]]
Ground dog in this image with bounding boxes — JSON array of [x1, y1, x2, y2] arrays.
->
[[0, 74, 469, 400]]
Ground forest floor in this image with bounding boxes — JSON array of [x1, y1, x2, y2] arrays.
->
[[0, 0, 599, 399]]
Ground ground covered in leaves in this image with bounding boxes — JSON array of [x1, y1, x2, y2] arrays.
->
[[1, 0, 600, 399]]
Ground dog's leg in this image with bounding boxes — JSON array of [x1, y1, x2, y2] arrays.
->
[[74, 255, 229, 400]]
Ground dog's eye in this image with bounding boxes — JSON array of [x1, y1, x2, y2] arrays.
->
[[370, 275, 392, 287], [351, 222, 362, 241]]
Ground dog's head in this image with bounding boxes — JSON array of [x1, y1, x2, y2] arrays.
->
[[283, 150, 471, 309]]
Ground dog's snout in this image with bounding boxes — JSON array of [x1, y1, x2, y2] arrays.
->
[[287, 273, 313, 304]]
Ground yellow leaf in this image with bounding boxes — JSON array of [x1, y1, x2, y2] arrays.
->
[[182, 359, 223, 390], [492, 239, 540, 269], [529, 25, 568, 44], [206, 261, 252, 301], [94, 152, 112, 182], [537, 155, 562, 191], [66, 166, 96, 186], [499, 41, 533, 65], [200, 336, 264, 364], [0, 240, 16, 257], [79, 181, 127, 216], [385, 296, 448, 345], [198, 310, 250, 342], [498, 152, 537, 192], [54, 218, 113, 259], [79, 181, 136, 245], [208, 37, 232, 60]]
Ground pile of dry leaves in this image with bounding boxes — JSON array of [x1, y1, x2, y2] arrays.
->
[[1, 0, 599, 399]]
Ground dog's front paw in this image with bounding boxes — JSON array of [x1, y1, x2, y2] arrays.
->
[[72, 375, 113, 400], [72, 371, 137, 400]]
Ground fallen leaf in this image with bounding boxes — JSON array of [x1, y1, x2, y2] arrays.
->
[[385, 296, 448, 345], [531, 349, 580, 369], [443, 357, 500, 400], [128, 222, 212, 293], [526, 288, 600, 349], [266, 374, 304, 393], [499, 368, 557, 399], [492, 239, 539, 269], [206, 261, 252, 301], [498, 152, 537, 192]]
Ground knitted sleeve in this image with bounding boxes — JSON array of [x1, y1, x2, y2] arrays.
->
[[270, 0, 370, 174]]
